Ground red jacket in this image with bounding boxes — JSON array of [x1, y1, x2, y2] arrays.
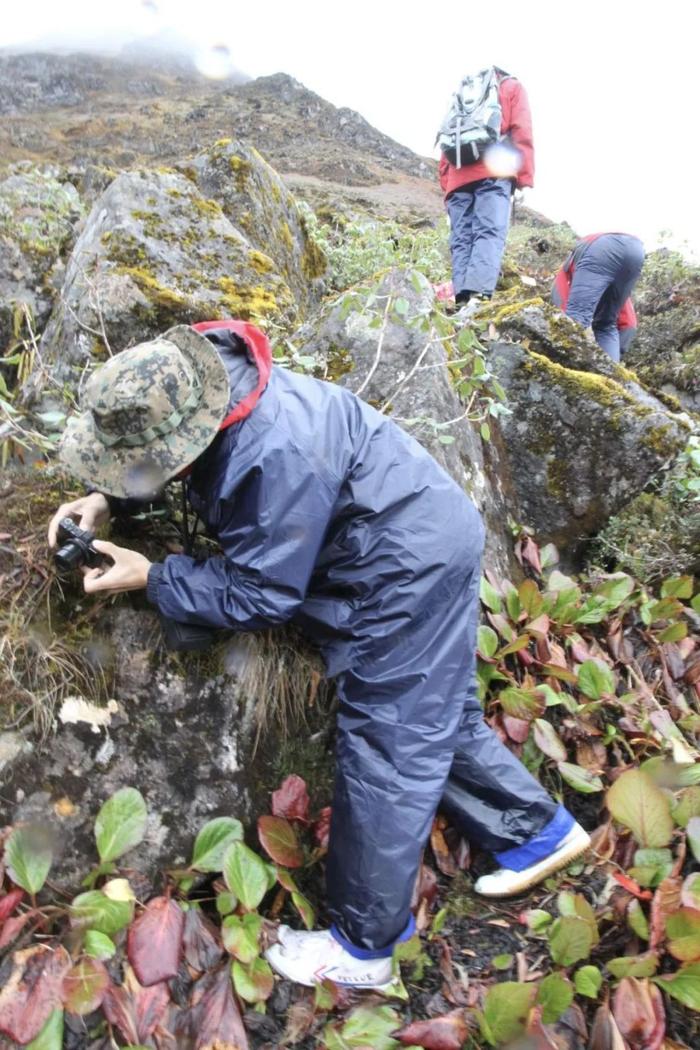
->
[[438, 76, 534, 196], [553, 234, 637, 331]]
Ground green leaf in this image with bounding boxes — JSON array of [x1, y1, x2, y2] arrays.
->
[[222, 841, 270, 911], [83, 930, 116, 960], [25, 1009, 64, 1050], [480, 576, 502, 612], [557, 761, 604, 794], [548, 916, 593, 966], [231, 956, 274, 1004], [627, 899, 650, 941], [577, 659, 615, 700], [216, 890, 237, 916], [94, 788, 147, 864], [607, 769, 674, 847], [394, 296, 409, 316], [575, 965, 603, 999], [191, 817, 243, 872], [325, 1004, 401, 1050], [258, 815, 304, 868], [499, 686, 545, 722], [477, 625, 499, 658], [667, 908, 700, 962], [292, 890, 315, 930], [222, 912, 262, 963], [687, 817, 700, 863], [658, 622, 688, 643], [524, 908, 552, 933], [607, 952, 659, 978], [631, 848, 674, 887], [537, 973, 574, 1024], [533, 719, 567, 762], [480, 421, 491, 442], [654, 962, 700, 1011], [595, 574, 635, 605], [491, 953, 514, 970], [481, 982, 536, 1046], [495, 634, 532, 658], [4, 825, 52, 894], [518, 578, 544, 618], [672, 787, 700, 828], [70, 890, 133, 936], [661, 575, 694, 599]]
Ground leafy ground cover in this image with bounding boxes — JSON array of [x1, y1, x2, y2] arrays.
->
[[1, 534, 699, 1049]]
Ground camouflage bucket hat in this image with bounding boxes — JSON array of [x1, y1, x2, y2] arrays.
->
[[59, 325, 231, 498]]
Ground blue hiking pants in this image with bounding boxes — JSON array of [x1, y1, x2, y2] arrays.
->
[[566, 234, 645, 362], [325, 520, 564, 951], [446, 178, 512, 298]]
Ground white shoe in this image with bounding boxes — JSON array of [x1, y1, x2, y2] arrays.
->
[[265, 926, 393, 989], [474, 823, 591, 898], [453, 298, 482, 323]]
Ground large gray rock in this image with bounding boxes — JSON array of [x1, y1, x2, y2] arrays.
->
[[0, 168, 83, 350], [31, 169, 297, 396], [187, 139, 327, 315], [293, 267, 517, 577], [480, 302, 689, 558]]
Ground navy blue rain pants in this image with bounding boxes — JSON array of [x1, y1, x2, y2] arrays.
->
[[565, 234, 644, 362], [147, 332, 565, 953], [446, 178, 512, 298]]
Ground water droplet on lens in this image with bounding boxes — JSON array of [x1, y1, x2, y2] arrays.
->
[[194, 42, 236, 80]]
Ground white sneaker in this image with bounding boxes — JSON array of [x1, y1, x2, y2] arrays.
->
[[453, 298, 482, 323], [474, 823, 591, 898], [265, 926, 393, 989]]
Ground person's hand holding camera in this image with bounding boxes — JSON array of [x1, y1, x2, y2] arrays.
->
[[82, 540, 152, 595], [48, 492, 111, 549]]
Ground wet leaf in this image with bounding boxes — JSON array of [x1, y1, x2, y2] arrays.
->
[[537, 972, 574, 1023], [271, 774, 311, 823], [575, 964, 603, 998], [191, 817, 243, 872], [95, 788, 148, 864], [628, 898, 650, 941], [577, 659, 615, 700], [480, 577, 502, 613], [326, 1004, 401, 1049], [84, 930, 116, 960], [70, 889, 133, 935], [222, 913, 262, 964], [4, 825, 52, 894], [499, 685, 546, 721], [223, 841, 270, 910], [612, 977, 665, 1050], [654, 962, 700, 1012], [62, 957, 109, 1015], [0, 944, 71, 1044], [127, 896, 184, 987], [395, 1007, 469, 1048], [607, 769, 675, 847], [182, 906, 224, 972], [102, 970, 170, 1045], [666, 908, 700, 962], [661, 575, 694, 599], [607, 952, 660, 978], [480, 981, 536, 1046], [548, 916, 593, 966], [557, 761, 604, 793], [477, 625, 499, 658], [24, 1008, 63, 1050], [257, 815, 304, 868], [292, 890, 316, 930], [231, 956, 274, 1004], [533, 719, 567, 761]]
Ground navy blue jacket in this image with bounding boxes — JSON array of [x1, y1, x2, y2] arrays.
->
[[146, 325, 478, 675]]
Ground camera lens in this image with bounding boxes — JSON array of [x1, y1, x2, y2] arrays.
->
[[54, 542, 85, 573]]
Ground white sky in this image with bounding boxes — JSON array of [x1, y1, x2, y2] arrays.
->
[[3, 0, 698, 255]]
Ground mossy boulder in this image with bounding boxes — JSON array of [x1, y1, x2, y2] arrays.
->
[[187, 139, 326, 314], [0, 167, 83, 350], [292, 267, 517, 576], [483, 303, 688, 559], [31, 168, 296, 395], [625, 248, 700, 414]]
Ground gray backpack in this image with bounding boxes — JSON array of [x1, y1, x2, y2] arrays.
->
[[437, 67, 508, 168]]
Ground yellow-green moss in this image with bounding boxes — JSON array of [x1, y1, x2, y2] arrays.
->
[[640, 424, 681, 458], [214, 138, 233, 148], [279, 222, 294, 252], [326, 347, 354, 381], [476, 295, 544, 325], [117, 266, 189, 311], [524, 349, 638, 409], [301, 237, 327, 280], [217, 276, 280, 321], [228, 155, 252, 191], [192, 196, 224, 219], [248, 250, 275, 274]]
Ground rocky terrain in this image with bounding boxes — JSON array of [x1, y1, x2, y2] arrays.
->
[[0, 48, 699, 1050]]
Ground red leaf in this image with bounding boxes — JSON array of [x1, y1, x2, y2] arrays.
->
[[0, 911, 34, 950], [313, 806, 332, 849], [0, 889, 24, 925], [503, 714, 531, 743], [0, 944, 71, 1043], [612, 872, 653, 901], [102, 970, 170, 1044], [127, 896, 184, 987], [257, 815, 304, 868], [395, 1008, 469, 1049], [62, 957, 109, 1015], [182, 907, 224, 973], [613, 978, 665, 1050], [649, 877, 682, 950], [589, 1004, 628, 1050], [184, 964, 248, 1050], [271, 775, 310, 823]]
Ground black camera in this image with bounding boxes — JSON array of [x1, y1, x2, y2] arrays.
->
[[54, 517, 107, 574]]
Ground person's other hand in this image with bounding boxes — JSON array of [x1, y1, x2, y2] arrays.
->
[[48, 492, 111, 548], [82, 540, 152, 595]]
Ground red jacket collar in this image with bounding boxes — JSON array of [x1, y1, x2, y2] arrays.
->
[[192, 319, 273, 430]]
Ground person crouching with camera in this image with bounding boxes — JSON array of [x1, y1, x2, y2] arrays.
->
[[48, 319, 589, 990]]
